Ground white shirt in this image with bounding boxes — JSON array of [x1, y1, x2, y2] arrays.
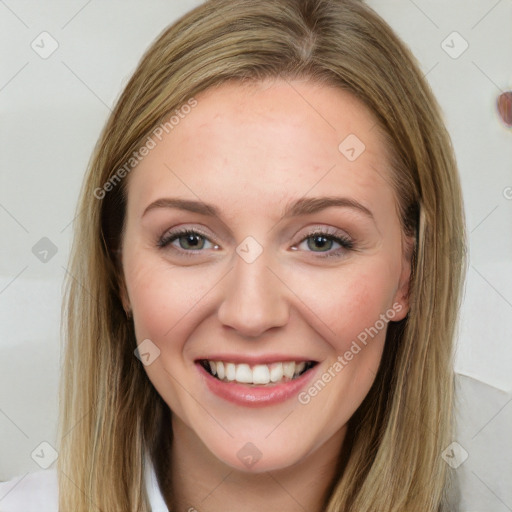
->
[[0, 451, 169, 512]]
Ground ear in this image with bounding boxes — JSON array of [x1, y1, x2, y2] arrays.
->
[[392, 233, 415, 321]]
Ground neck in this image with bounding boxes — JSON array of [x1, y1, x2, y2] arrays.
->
[[165, 416, 346, 512]]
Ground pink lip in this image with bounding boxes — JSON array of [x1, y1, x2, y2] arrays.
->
[[196, 361, 319, 408]]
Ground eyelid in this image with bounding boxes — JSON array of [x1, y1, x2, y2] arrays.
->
[[158, 224, 351, 244], [292, 226, 355, 257], [295, 225, 352, 242], [158, 223, 355, 260]]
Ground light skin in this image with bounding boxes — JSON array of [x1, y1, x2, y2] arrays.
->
[[119, 78, 413, 511]]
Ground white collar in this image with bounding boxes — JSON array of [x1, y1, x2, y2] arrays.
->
[[144, 450, 169, 511]]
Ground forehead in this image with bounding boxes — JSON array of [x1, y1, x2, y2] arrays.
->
[[125, 78, 397, 223]]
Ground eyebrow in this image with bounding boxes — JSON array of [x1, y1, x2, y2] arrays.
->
[[142, 196, 374, 220]]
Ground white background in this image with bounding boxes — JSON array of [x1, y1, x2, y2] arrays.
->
[[1, 0, 511, 509]]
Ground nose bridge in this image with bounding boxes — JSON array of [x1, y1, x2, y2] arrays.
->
[[217, 241, 289, 337]]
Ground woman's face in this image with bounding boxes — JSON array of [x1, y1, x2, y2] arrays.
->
[[120, 78, 413, 472]]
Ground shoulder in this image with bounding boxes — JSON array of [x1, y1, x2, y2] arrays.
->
[[451, 373, 512, 511], [0, 469, 58, 512], [0, 460, 168, 512]]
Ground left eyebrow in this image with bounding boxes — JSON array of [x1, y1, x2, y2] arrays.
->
[[281, 196, 374, 220]]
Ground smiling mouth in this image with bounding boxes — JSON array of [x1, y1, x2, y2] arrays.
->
[[198, 359, 318, 386]]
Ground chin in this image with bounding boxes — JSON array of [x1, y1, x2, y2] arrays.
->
[[210, 442, 307, 474]]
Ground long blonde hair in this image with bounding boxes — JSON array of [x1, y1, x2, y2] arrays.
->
[[58, 0, 467, 510]]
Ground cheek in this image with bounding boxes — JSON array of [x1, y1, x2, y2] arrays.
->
[[123, 257, 215, 420], [127, 264, 174, 342], [124, 255, 217, 349], [287, 261, 397, 352], [284, 260, 398, 412]]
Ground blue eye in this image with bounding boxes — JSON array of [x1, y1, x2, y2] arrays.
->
[[157, 227, 355, 259], [295, 229, 354, 259], [157, 229, 216, 255]]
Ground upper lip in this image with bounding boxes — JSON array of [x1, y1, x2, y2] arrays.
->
[[195, 355, 318, 365]]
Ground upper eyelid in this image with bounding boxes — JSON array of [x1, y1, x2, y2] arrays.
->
[[160, 225, 353, 249], [160, 224, 350, 239]]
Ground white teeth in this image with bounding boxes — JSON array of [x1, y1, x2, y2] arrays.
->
[[205, 360, 311, 385], [252, 365, 270, 385], [235, 364, 253, 383], [225, 362, 236, 381], [216, 361, 225, 380], [269, 362, 283, 382], [282, 362, 296, 379]]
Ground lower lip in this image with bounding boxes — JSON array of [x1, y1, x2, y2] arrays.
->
[[197, 363, 318, 407]]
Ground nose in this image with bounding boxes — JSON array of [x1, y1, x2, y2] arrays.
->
[[217, 248, 289, 338]]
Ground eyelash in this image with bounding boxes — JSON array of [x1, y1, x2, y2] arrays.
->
[[157, 227, 355, 259]]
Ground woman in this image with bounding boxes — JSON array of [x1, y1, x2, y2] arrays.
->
[[0, 0, 467, 510]]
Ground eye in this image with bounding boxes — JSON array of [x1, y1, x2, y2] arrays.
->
[[157, 228, 218, 256], [157, 226, 355, 260], [293, 228, 354, 259]]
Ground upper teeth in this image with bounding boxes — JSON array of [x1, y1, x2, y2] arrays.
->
[[207, 360, 308, 385]]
